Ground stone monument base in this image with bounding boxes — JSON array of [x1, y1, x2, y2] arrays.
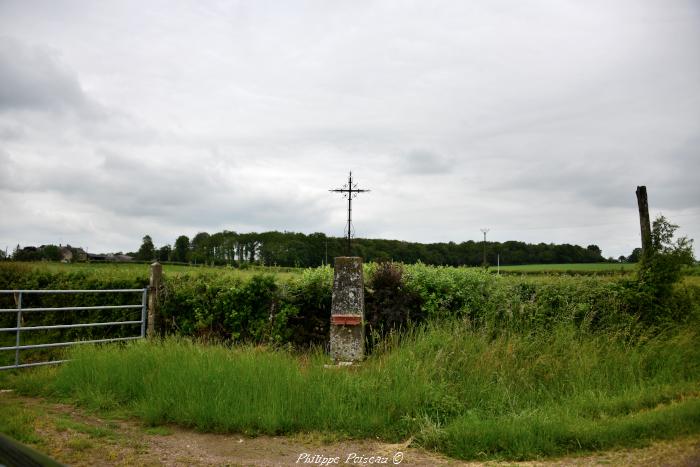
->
[[330, 324, 364, 363], [329, 256, 365, 363]]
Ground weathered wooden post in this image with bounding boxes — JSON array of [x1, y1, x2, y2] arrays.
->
[[147, 261, 162, 337], [330, 257, 365, 363], [636, 186, 652, 261]]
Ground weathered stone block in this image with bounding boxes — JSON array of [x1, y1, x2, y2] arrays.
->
[[330, 256, 364, 362]]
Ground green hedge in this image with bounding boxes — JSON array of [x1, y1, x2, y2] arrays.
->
[[1, 262, 699, 364]]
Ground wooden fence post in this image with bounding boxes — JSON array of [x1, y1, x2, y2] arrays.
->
[[636, 186, 652, 262], [147, 261, 162, 338]]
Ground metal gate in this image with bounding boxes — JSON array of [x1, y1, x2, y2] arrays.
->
[[0, 288, 148, 370]]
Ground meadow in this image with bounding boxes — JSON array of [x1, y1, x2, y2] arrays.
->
[[1, 260, 699, 461], [1, 261, 302, 282], [3, 322, 699, 461], [495, 262, 636, 273]]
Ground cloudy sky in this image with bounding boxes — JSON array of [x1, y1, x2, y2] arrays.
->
[[1, 1, 698, 259]]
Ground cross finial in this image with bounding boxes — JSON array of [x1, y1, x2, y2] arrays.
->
[[330, 171, 370, 255]]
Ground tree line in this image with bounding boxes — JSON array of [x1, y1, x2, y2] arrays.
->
[[130, 230, 608, 267]]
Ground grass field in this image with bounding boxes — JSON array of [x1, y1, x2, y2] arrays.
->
[[2, 261, 303, 282], [495, 262, 637, 273], [3, 319, 699, 462]]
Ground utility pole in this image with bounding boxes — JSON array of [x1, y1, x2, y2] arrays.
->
[[480, 228, 490, 268], [329, 171, 370, 256]]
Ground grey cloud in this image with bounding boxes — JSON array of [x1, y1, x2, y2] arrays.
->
[[652, 136, 700, 210], [1, 145, 331, 236], [398, 149, 454, 175], [0, 1, 698, 257], [0, 36, 100, 116]]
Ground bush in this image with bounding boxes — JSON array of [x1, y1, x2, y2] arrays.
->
[[364, 262, 424, 350], [630, 216, 696, 325]]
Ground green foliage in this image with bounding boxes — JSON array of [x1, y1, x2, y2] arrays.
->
[[631, 216, 696, 324], [628, 247, 642, 263], [365, 262, 424, 350], [0, 398, 42, 445], [3, 259, 700, 359], [496, 262, 636, 274], [8, 321, 700, 460], [0, 262, 149, 367], [135, 235, 155, 261], [173, 235, 189, 263], [280, 266, 333, 347], [641, 216, 695, 284], [11, 244, 64, 262], [126, 229, 608, 268], [157, 244, 172, 262]]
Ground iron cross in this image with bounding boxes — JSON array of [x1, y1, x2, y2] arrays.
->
[[329, 171, 370, 255]]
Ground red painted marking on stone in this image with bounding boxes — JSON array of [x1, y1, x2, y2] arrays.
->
[[331, 315, 362, 326]]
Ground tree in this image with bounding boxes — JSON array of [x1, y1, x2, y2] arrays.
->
[[41, 245, 62, 261], [627, 248, 642, 263], [173, 235, 190, 263], [585, 244, 603, 262], [158, 244, 172, 262], [136, 235, 156, 261], [190, 232, 211, 264]]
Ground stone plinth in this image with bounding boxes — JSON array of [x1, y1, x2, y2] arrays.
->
[[330, 257, 364, 363]]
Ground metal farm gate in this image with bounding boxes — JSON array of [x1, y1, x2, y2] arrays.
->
[[0, 288, 148, 370]]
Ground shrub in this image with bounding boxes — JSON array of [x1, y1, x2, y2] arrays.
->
[[365, 262, 424, 350], [630, 216, 696, 325]]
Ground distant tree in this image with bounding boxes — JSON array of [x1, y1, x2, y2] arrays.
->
[[190, 232, 211, 264], [173, 235, 190, 263], [158, 244, 172, 262], [585, 244, 603, 262], [627, 247, 642, 263], [136, 235, 156, 261], [41, 245, 62, 261], [13, 245, 41, 261]]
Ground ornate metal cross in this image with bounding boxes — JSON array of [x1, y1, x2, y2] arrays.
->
[[329, 171, 370, 255]]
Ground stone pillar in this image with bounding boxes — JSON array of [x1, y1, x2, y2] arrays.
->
[[147, 261, 162, 337], [330, 257, 364, 363]]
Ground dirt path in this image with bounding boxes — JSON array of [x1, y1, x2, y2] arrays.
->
[[2, 392, 699, 466]]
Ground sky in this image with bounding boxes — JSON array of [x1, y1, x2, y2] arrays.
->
[[1, 0, 699, 259]]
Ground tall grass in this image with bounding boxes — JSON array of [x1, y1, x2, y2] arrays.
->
[[6, 320, 700, 461]]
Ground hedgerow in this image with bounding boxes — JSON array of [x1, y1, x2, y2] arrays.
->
[[1, 261, 698, 361]]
